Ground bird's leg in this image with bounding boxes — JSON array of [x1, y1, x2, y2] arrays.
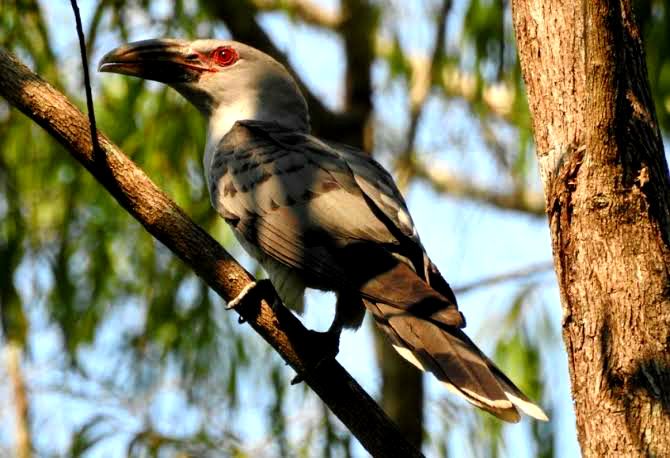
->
[[225, 278, 278, 323], [290, 292, 366, 383], [290, 292, 366, 385], [290, 320, 343, 385]]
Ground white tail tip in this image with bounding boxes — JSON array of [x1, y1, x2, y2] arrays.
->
[[505, 392, 549, 421]]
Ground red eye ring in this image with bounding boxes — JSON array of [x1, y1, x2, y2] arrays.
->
[[212, 46, 238, 67]]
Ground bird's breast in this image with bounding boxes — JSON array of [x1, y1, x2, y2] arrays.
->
[[232, 229, 307, 313], [206, 147, 308, 313]]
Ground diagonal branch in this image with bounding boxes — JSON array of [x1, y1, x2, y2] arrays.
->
[[0, 49, 423, 458]]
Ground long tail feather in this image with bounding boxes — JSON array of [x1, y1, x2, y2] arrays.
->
[[366, 300, 548, 422]]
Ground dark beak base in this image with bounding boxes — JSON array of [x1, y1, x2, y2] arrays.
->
[[98, 38, 204, 84]]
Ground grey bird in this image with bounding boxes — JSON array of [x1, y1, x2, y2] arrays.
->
[[99, 38, 548, 423]]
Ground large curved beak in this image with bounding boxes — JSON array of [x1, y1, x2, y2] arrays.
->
[[98, 38, 206, 83]]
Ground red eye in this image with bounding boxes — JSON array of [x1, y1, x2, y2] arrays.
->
[[212, 46, 238, 67]]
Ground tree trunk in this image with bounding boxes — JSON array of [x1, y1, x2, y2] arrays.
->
[[374, 326, 424, 448], [511, 1, 670, 456]]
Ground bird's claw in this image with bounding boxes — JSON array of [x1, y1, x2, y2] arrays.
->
[[226, 281, 258, 310], [225, 279, 277, 323], [290, 329, 340, 384]]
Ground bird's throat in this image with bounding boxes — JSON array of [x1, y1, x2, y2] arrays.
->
[[203, 99, 260, 179]]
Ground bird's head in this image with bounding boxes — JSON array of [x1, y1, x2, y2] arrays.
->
[[99, 38, 309, 134]]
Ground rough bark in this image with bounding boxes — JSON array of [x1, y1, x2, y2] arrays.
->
[[512, 1, 670, 456], [0, 48, 423, 458]]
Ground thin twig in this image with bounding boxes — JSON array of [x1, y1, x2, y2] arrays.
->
[[453, 261, 554, 295], [69, 0, 101, 156], [395, 0, 452, 190], [408, 155, 546, 216]]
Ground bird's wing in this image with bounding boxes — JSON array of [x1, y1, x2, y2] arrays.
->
[[322, 137, 460, 306], [210, 120, 392, 273], [321, 139, 421, 242], [209, 121, 460, 321]]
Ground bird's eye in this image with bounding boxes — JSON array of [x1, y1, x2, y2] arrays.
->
[[212, 46, 238, 67]]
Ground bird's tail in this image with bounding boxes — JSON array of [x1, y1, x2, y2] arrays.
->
[[366, 300, 548, 423]]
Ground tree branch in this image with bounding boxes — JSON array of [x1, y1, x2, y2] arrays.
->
[[403, 154, 546, 216], [0, 49, 423, 458], [376, 40, 518, 123], [452, 262, 554, 295], [339, 0, 377, 151], [394, 0, 451, 190], [251, 0, 342, 28], [406, 0, 451, 149]]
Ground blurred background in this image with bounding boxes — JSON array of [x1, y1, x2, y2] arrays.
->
[[1, 0, 669, 456]]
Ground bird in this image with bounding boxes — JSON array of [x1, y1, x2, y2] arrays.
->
[[99, 38, 548, 423]]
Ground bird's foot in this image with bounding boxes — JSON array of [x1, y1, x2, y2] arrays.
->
[[226, 278, 277, 323], [290, 329, 341, 385]]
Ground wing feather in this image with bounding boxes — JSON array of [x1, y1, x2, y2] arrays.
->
[[209, 121, 451, 307]]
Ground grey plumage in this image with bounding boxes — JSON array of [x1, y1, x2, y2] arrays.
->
[[99, 38, 548, 422]]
